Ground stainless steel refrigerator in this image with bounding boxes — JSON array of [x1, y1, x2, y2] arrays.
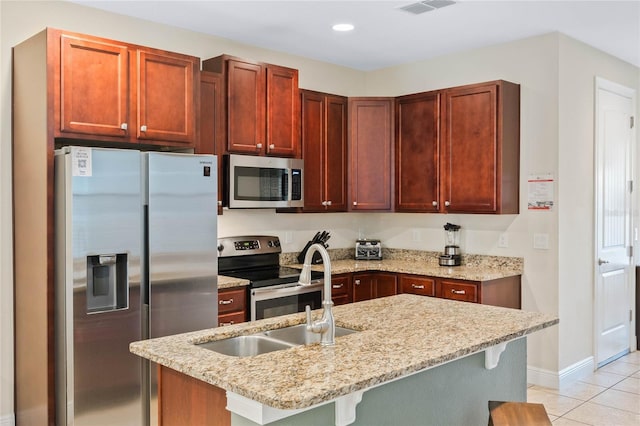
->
[[54, 146, 218, 426]]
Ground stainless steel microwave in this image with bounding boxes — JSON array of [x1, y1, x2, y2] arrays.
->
[[227, 154, 304, 208]]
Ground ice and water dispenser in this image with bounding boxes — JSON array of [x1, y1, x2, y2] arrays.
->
[[86, 253, 129, 313]]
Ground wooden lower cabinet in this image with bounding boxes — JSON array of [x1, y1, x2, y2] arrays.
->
[[159, 365, 230, 426], [217, 287, 247, 326], [331, 273, 352, 305], [352, 272, 398, 302], [437, 276, 521, 309], [399, 274, 436, 297]]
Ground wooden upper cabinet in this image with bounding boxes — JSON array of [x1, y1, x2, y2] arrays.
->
[[58, 33, 129, 138], [301, 90, 347, 212], [54, 29, 199, 147], [136, 50, 198, 144], [348, 98, 394, 211], [203, 55, 301, 158], [198, 71, 225, 213], [440, 80, 520, 214], [395, 91, 440, 212], [266, 65, 300, 157]]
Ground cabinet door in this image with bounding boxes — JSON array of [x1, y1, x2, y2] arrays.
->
[[352, 274, 374, 302], [396, 92, 440, 212], [137, 50, 197, 145], [375, 273, 398, 298], [441, 81, 520, 213], [301, 90, 326, 211], [302, 91, 348, 212], [226, 59, 265, 154], [349, 98, 394, 211], [199, 71, 225, 213], [266, 65, 300, 157], [324, 95, 348, 211], [58, 34, 130, 138]]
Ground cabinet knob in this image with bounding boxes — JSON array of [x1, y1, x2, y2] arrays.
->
[[140, 125, 147, 132], [269, 144, 275, 149], [353, 201, 358, 206], [444, 201, 451, 207], [432, 201, 438, 207], [120, 123, 128, 131], [256, 143, 263, 149], [321, 201, 327, 206], [355, 279, 361, 285], [217, 200, 223, 206], [326, 200, 332, 206]]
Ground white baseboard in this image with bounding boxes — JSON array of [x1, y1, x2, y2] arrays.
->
[[527, 357, 594, 389], [0, 413, 15, 426]]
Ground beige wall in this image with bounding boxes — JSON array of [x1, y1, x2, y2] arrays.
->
[[1, 0, 638, 422]]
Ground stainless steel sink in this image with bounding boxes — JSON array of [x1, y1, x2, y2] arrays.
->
[[197, 325, 358, 357], [263, 324, 357, 345], [197, 335, 295, 357]]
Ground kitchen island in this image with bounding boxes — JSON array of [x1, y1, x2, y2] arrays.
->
[[130, 294, 557, 426]]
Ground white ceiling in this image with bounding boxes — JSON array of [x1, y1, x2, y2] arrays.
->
[[72, 0, 640, 71]]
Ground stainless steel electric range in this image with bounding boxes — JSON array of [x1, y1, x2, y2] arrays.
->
[[217, 235, 323, 321]]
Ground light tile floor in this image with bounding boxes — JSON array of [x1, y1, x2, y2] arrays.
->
[[527, 351, 640, 425]]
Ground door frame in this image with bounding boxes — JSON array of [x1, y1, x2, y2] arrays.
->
[[593, 76, 637, 365]]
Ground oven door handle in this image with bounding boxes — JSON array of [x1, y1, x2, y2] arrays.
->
[[251, 281, 323, 301]]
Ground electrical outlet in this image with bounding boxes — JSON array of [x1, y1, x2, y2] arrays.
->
[[412, 229, 421, 242], [533, 233, 549, 250], [498, 233, 508, 248], [284, 231, 293, 244]]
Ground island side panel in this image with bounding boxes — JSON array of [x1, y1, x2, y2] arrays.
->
[[159, 365, 230, 426], [230, 338, 527, 426]]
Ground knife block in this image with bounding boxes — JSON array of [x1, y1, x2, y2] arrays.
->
[[297, 242, 324, 264]]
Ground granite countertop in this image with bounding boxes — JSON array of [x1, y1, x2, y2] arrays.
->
[[130, 294, 557, 410], [292, 259, 521, 281], [218, 275, 250, 290]]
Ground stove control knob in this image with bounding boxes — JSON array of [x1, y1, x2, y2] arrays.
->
[[274, 240, 280, 247], [267, 240, 274, 247], [217, 244, 224, 253]]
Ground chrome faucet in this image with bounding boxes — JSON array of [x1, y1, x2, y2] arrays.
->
[[298, 243, 335, 346]]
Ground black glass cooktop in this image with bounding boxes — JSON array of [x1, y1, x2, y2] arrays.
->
[[220, 266, 322, 288]]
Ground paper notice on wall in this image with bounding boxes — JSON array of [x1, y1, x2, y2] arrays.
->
[[71, 146, 92, 177], [528, 174, 554, 210]]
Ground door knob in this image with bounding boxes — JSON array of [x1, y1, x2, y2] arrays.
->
[[598, 259, 610, 265]]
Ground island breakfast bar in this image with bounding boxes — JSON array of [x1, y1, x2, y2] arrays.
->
[[130, 294, 558, 425]]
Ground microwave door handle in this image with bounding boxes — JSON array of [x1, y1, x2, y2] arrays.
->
[[283, 171, 290, 203]]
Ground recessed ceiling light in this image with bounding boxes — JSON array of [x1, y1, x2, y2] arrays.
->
[[332, 23, 354, 32]]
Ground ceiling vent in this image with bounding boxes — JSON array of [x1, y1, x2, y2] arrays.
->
[[399, 0, 456, 15]]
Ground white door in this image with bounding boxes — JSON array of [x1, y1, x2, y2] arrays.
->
[[594, 77, 636, 367]]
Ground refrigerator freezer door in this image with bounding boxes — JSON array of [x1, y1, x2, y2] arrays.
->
[[55, 147, 143, 426], [144, 152, 218, 425]]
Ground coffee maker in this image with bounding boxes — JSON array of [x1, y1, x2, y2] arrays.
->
[[439, 223, 462, 266]]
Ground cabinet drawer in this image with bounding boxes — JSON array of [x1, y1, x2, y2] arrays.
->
[[217, 288, 246, 314], [440, 280, 478, 303], [399, 275, 436, 297], [218, 311, 246, 327], [331, 275, 350, 297], [332, 294, 351, 306]]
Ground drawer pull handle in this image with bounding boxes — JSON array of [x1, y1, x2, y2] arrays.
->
[[332, 284, 344, 289], [411, 284, 425, 289], [219, 298, 234, 305], [220, 321, 235, 326], [451, 289, 466, 295]]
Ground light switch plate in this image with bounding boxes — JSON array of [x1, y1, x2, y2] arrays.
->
[[498, 233, 508, 248], [533, 233, 549, 250], [412, 229, 421, 242]]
